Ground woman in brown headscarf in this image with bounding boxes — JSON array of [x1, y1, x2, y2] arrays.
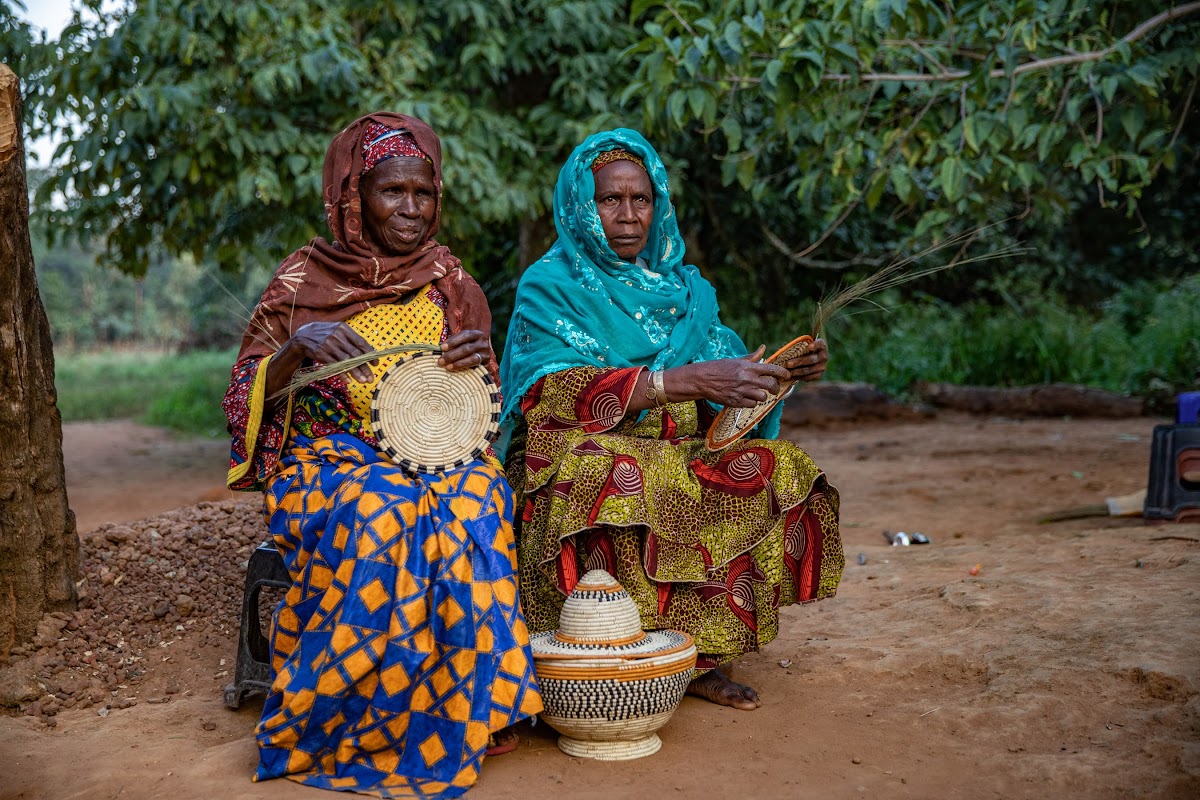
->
[[222, 113, 541, 799]]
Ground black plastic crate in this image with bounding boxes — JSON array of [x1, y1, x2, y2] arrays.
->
[[1144, 423, 1200, 522]]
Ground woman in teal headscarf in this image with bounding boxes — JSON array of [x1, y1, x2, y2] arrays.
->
[[500, 129, 844, 709]]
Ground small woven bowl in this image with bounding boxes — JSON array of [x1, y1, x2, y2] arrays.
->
[[706, 335, 813, 451], [370, 351, 500, 475]]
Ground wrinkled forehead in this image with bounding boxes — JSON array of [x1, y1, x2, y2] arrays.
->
[[592, 159, 653, 192], [361, 155, 436, 186]]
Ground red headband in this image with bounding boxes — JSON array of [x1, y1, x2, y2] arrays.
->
[[361, 121, 431, 174]]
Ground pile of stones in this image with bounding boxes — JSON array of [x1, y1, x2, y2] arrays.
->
[[1, 498, 266, 724]]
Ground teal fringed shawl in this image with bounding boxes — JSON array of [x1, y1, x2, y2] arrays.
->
[[498, 128, 782, 448]]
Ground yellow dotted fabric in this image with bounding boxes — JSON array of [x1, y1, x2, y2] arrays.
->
[[344, 285, 444, 421]]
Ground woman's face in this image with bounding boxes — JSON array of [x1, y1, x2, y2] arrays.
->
[[593, 160, 653, 261], [360, 157, 437, 255]]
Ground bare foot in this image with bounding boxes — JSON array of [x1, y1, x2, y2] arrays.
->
[[686, 669, 761, 710], [486, 726, 520, 756]]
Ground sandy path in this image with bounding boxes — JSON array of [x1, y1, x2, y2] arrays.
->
[[61, 421, 237, 532], [2, 414, 1197, 799]]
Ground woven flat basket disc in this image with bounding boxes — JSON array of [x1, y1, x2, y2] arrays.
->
[[370, 351, 500, 475], [706, 335, 813, 451]]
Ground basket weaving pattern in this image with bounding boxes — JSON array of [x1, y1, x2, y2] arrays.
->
[[370, 351, 500, 475], [530, 570, 697, 761], [554, 580, 644, 643], [706, 335, 814, 451]]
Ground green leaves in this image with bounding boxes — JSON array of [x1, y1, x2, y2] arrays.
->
[[865, 0, 903, 31], [1120, 106, 1145, 143], [963, 114, 983, 153], [19, 0, 1200, 332], [625, 0, 1197, 278], [939, 157, 966, 202], [721, 116, 743, 151], [722, 20, 744, 58], [736, 153, 757, 190], [889, 162, 915, 203], [28, 0, 644, 273]]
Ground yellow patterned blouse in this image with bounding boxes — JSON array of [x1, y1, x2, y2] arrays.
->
[[342, 284, 445, 422]]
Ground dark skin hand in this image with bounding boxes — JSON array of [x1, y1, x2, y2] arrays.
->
[[782, 337, 830, 383], [263, 325, 493, 404], [624, 340, 830, 415]]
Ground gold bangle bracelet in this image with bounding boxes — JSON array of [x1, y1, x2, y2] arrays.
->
[[645, 370, 661, 406], [651, 369, 667, 407]]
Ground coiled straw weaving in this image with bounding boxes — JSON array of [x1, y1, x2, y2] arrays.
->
[[706, 335, 814, 451], [370, 351, 501, 475]]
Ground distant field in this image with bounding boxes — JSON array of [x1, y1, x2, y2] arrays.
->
[[54, 348, 237, 437]]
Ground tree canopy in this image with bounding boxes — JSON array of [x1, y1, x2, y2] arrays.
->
[[629, 2, 1200, 291], [6, 1, 1200, 325]]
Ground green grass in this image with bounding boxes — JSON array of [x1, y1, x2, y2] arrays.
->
[[726, 275, 1200, 401], [54, 348, 237, 437]]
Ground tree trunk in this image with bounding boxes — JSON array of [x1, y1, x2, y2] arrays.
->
[[912, 381, 1146, 418], [516, 214, 554, 274], [0, 65, 79, 665]]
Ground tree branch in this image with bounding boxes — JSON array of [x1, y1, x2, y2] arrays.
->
[[761, 243, 891, 271], [759, 204, 860, 263], [1152, 72, 1198, 176], [823, 2, 1200, 83], [760, 88, 942, 264], [899, 38, 952, 75], [664, 2, 698, 38]]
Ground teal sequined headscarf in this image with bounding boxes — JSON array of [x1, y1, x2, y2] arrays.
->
[[498, 128, 782, 444]]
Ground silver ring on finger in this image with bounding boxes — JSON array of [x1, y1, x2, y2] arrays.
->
[[475, 353, 483, 365]]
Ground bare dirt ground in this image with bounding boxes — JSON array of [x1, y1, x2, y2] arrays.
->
[[59, 421, 237, 532], [2, 412, 1198, 800]]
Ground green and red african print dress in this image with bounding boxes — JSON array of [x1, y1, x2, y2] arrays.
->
[[508, 366, 844, 672]]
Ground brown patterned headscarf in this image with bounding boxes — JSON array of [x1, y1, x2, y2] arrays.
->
[[238, 112, 497, 383]]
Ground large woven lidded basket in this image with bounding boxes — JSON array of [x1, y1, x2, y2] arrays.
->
[[370, 350, 500, 475], [706, 335, 813, 451], [530, 569, 697, 761]]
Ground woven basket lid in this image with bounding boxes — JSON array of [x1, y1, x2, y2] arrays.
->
[[530, 569, 695, 659], [705, 335, 813, 451], [557, 569, 643, 642], [370, 350, 500, 475], [529, 628, 693, 659]]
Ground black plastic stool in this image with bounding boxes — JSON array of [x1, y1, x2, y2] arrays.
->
[[224, 543, 291, 709], [1144, 424, 1200, 523]]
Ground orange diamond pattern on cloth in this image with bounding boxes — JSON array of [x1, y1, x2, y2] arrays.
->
[[418, 733, 448, 768], [437, 596, 466, 630], [255, 432, 542, 799], [359, 578, 391, 614]]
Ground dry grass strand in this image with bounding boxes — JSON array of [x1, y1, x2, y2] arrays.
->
[[271, 342, 442, 399], [810, 226, 1028, 337]]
